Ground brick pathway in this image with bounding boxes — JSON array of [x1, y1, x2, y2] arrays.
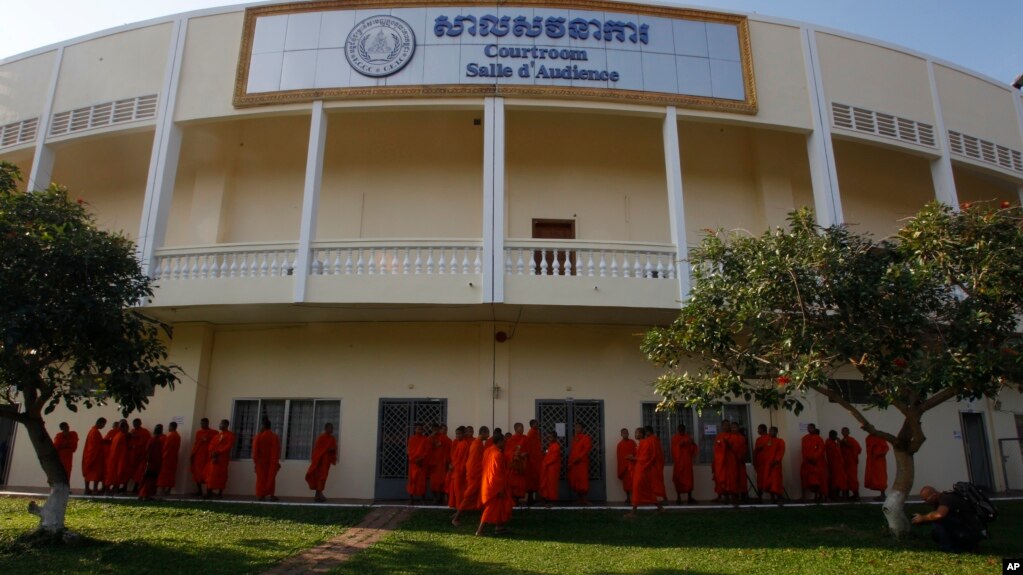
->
[[261, 506, 413, 575]]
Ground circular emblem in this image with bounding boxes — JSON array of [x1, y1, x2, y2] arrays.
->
[[345, 16, 416, 78]]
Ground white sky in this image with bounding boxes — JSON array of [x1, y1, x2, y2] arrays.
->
[[1, 0, 1021, 86]]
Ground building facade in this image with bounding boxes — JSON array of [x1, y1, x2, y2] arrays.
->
[[1, 0, 1022, 501]]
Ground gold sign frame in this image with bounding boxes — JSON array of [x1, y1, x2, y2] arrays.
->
[[233, 0, 757, 114]]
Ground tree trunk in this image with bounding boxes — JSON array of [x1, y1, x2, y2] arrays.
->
[[882, 446, 915, 537], [19, 414, 71, 534]]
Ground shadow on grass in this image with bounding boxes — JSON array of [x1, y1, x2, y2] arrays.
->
[[89, 497, 369, 526]]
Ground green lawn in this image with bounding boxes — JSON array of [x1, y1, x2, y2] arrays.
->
[[334, 502, 1023, 575], [0, 496, 367, 575]]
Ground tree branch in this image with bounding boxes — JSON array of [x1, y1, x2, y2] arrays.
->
[[919, 387, 959, 413], [807, 382, 899, 444]]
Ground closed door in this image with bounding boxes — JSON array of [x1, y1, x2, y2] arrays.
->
[[375, 398, 447, 500], [960, 412, 994, 490], [0, 406, 16, 485], [532, 219, 576, 275], [535, 399, 606, 501]]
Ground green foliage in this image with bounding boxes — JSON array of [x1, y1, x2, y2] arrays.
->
[[0, 161, 179, 417], [642, 204, 1022, 449]]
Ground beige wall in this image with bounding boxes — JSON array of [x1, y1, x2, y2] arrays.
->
[[49, 130, 153, 239], [506, 110, 669, 242], [0, 51, 57, 125], [954, 166, 1020, 206], [318, 109, 483, 239], [52, 24, 172, 114], [0, 148, 35, 193], [936, 64, 1022, 150], [175, 13, 245, 122], [834, 139, 935, 238]]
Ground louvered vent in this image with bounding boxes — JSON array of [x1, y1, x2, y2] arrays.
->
[[948, 131, 1023, 174], [49, 94, 158, 137], [0, 117, 39, 149], [831, 103, 936, 148]]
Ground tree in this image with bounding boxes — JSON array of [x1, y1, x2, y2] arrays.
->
[[0, 162, 179, 537], [642, 203, 1022, 536]]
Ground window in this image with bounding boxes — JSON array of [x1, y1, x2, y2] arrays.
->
[[827, 379, 872, 405], [641, 403, 692, 464], [641, 403, 751, 465], [231, 399, 341, 461]]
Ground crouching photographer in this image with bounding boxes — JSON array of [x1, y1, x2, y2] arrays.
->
[[911, 485, 992, 553]]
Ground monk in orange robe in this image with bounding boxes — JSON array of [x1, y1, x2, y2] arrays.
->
[[252, 419, 281, 501], [800, 424, 827, 502], [190, 418, 216, 496], [476, 432, 512, 536], [505, 423, 529, 502], [671, 424, 698, 504], [711, 419, 731, 500], [128, 418, 151, 493], [728, 422, 749, 503], [764, 426, 786, 503], [306, 422, 338, 502], [451, 426, 489, 526], [568, 423, 592, 505], [205, 419, 235, 498], [616, 428, 636, 503], [158, 421, 181, 495], [626, 427, 664, 516], [840, 427, 862, 501], [647, 426, 667, 502], [53, 422, 79, 482], [137, 424, 164, 500], [406, 423, 431, 503], [539, 431, 562, 506], [82, 418, 108, 495], [864, 432, 889, 499], [825, 430, 847, 500], [525, 420, 543, 504], [428, 424, 452, 504], [753, 424, 771, 500], [105, 420, 130, 493], [447, 426, 470, 510]]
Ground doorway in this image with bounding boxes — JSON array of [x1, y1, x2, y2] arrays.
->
[[535, 399, 606, 501], [0, 405, 17, 486], [375, 398, 447, 500], [532, 219, 576, 276], [960, 412, 995, 490]]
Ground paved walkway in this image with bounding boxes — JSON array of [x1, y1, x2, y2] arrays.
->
[[260, 506, 413, 575]]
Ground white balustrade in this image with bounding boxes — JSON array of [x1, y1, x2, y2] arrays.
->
[[152, 244, 297, 281], [503, 241, 677, 280], [308, 242, 484, 277]]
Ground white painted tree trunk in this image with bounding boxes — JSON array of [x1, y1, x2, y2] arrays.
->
[[882, 490, 910, 537]]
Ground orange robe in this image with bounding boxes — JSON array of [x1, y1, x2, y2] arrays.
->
[[525, 427, 542, 492], [671, 433, 697, 494], [617, 438, 636, 495], [53, 430, 79, 480], [428, 432, 452, 495], [753, 434, 771, 492], [568, 433, 592, 494], [447, 438, 470, 509], [252, 429, 281, 498], [631, 436, 659, 506], [305, 432, 338, 491], [458, 438, 485, 511], [539, 441, 561, 502], [138, 435, 164, 499], [728, 432, 748, 496], [129, 426, 152, 485], [800, 433, 826, 491], [480, 444, 512, 525], [841, 435, 862, 492], [764, 437, 786, 495], [82, 426, 106, 483], [714, 431, 740, 494], [190, 428, 217, 484], [105, 429, 129, 487], [206, 430, 235, 491], [406, 434, 431, 497], [651, 435, 667, 498], [504, 432, 528, 498], [712, 431, 728, 494], [157, 430, 181, 489], [825, 438, 847, 491], [864, 435, 889, 492]]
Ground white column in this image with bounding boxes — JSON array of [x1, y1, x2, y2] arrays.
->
[[662, 106, 690, 300], [801, 28, 843, 227], [926, 61, 959, 208], [26, 46, 64, 192], [483, 97, 505, 303], [137, 19, 187, 276], [1014, 90, 1023, 206], [293, 100, 328, 302]]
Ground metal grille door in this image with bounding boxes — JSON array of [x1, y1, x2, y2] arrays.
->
[[375, 398, 447, 500], [536, 399, 606, 501]]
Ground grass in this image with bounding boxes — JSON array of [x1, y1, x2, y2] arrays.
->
[[333, 502, 1023, 575], [0, 496, 367, 575]]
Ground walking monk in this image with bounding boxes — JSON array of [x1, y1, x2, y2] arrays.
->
[[447, 426, 470, 510], [569, 423, 592, 505], [128, 418, 151, 493], [627, 427, 664, 517], [864, 432, 889, 500], [505, 423, 529, 503], [539, 431, 561, 506], [476, 432, 512, 536], [616, 428, 636, 503], [728, 422, 749, 503], [406, 422, 430, 504], [138, 424, 164, 501], [306, 422, 338, 502], [711, 419, 731, 501], [105, 420, 129, 494], [451, 426, 489, 526], [158, 421, 181, 495], [800, 424, 827, 502], [764, 426, 786, 504], [190, 418, 216, 496], [671, 424, 698, 505], [205, 419, 235, 499], [82, 417, 107, 495], [252, 419, 281, 501], [428, 424, 452, 504], [840, 427, 862, 501], [53, 422, 79, 481], [525, 420, 542, 505], [825, 430, 847, 500], [753, 424, 771, 502]]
